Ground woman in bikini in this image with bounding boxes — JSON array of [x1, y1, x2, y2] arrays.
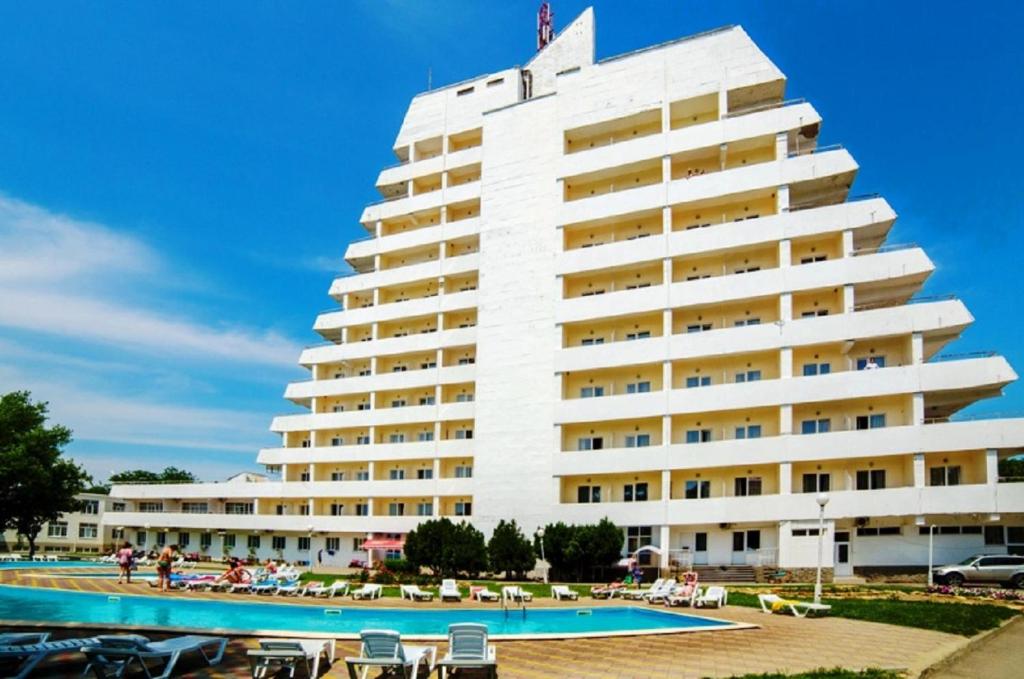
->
[[155, 543, 178, 593]]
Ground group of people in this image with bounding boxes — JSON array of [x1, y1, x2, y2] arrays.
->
[[114, 541, 180, 592]]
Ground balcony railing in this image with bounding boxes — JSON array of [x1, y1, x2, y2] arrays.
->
[[787, 143, 844, 158], [924, 410, 1024, 425], [853, 293, 956, 312], [849, 242, 918, 256], [722, 97, 807, 119], [928, 351, 996, 363]]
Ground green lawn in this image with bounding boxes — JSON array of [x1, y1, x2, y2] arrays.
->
[[723, 670, 901, 679], [725, 590, 1019, 637]]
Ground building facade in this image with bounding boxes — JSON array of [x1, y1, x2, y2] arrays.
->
[[2, 493, 117, 555], [108, 10, 1024, 573]]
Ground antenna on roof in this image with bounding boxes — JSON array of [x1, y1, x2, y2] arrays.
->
[[537, 2, 553, 51]]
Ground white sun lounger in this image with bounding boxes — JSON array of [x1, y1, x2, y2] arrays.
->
[[0, 635, 146, 679], [248, 638, 335, 678], [551, 585, 579, 600], [400, 584, 435, 601], [758, 593, 831, 617], [350, 583, 383, 600], [304, 579, 349, 598], [82, 634, 227, 679], [344, 629, 436, 679], [642, 578, 676, 603], [621, 577, 663, 600], [501, 585, 532, 603], [440, 579, 462, 602], [695, 585, 728, 608], [470, 586, 499, 602], [437, 623, 496, 679]]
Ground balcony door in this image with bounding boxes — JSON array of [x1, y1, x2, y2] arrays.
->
[[834, 531, 852, 577], [731, 530, 760, 565], [693, 532, 708, 565]]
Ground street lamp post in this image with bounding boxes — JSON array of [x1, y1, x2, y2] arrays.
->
[[814, 492, 830, 605], [536, 527, 548, 584], [927, 524, 936, 587]]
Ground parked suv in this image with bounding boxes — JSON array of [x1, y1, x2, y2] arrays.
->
[[933, 554, 1024, 588]]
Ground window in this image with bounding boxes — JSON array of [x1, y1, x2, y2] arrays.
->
[[225, 502, 254, 515], [352, 538, 365, 552], [177, 532, 190, 547], [389, 469, 405, 480], [800, 254, 827, 264], [329, 503, 344, 516], [200, 533, 212, 550], [301, 439, 312, 448], [577, 437, 604, 451], [356, 470, 369, 481], [684, 480, 711, 499], [326, 537, 341, 551], [735, 370, 762, 383], [580, 386, 605, 398], [577, 486, 601, 503], [391, 399, 407, 408], [112, 502, 125, 512], [457, 357, 475, 365], [856, 356, 886, 370], [357, 435, 370, 445], [624, 483, 648, 502], [734, 425, 762, 439], [454, 465, 473, 478], [985, 526, 1005, 545], [686, 376, 711, 388], [111, 528, 124, 540], [856, 526, 902, 537], [734, 477, 762, 496], [625, 331, 651, 340], [732, 529, 761, 551], [297, 537, 311, 551], [78, 523, 98, 539], [421, 361, 437, 369], [300, 470, 311, 481], [685, 429, 712, 444], [626, 526, 653, 564], [247, 535, 261, 549], [455, 393, 474, 402], [330, 471, 345, 481], [300, 505, 310, 516], [581, 337, 605, 346], [417, 468, 433, 480], [694, 532, 707, 552], [791, 528, 821, 537], [330, 437, 345, 446], [155, 532, 166, 546], [82, 500, 99, 515], [274, 504, 287, 516], [801, 309, 829, 318], [416, 502, 433, 516], [930, 466, 962, 486], [138, 502, 164, 513], [355, 503, 369, 516], [357, 403, 370, 411], [686, 323, 712, 333], [855, 414, 887, 430], [626, 381, 651, 394], [272, 536, 286, 551], [802, 473, 831, 493], [734, 318, 761, 327], [332, 405, 345, 413], [455, 429, 474, 439], [801, 419, 831, 434], [418, 431, 435, 441], [136, 530, 148, 546], [625, 434, 651, 448], [419, 396, 436, 406], [222, 534, 236, 548], [392, 365, 407, 372], [1008, 526, 1024, 543], [856, 469, 887, 490], [388, 503, 405, 516], [454, 502, 472, 516], [182, 502, 208, 514], [802, 363, 831, 376]]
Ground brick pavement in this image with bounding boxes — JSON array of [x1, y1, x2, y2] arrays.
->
[[0, 567, 966, 678]]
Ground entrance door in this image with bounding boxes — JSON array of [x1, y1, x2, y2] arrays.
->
[[732, 530, 761, 565], [834, 531, 852, 577], [694, 532, 708, 565]]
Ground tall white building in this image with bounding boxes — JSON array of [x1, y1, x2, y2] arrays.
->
[[108, 10, 1024, 576]]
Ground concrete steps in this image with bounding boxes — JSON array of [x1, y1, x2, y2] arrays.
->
[[691, 565, 757, 583]]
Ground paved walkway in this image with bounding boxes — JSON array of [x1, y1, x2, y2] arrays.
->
[[931, 616, 1024, 679], [0, 568, 970, 677]]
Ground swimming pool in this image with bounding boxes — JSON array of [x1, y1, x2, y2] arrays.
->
[[0, 585, 749, 639], [0, 561, 109, 570]]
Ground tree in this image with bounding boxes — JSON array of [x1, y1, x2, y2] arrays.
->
[[404, 518, 488, 578], [0, 391, 90, 558], [487, 519, 536, 579], [109, 467, 197, 485], [537, 518, 624, 581]]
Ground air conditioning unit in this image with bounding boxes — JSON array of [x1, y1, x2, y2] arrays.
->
[[855, 517, 869, 527]]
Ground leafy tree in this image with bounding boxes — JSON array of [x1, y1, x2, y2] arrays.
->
[[487, 519, 536, 579], [404, 518, 488, 578], [0, 391, 90, 558], [109, 467, 197, 485], [537, 518, 624, 581]]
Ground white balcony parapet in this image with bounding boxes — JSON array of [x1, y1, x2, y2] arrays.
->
[[330, 253, 479, 298], [256, 438, 475, 466], [315, 289, 477, 331], [345, 217, 480, 262], [271, 401, 475, 433], [300, 327, 477, 366], [285, 364, 475, 401]]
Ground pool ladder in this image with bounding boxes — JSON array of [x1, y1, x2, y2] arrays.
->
[[501, 594, 527, 619]]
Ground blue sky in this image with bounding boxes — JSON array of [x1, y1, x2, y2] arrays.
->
[[1, 1, 1022, 482]]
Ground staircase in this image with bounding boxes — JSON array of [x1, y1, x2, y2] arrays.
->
[[692, 565, 757, 583]]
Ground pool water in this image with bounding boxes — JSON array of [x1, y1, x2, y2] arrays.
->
[[0, 585, 742, 638]]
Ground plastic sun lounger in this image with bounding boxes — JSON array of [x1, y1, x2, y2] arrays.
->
[[470, 586, 499, 602], [620, 577, 662, 600], [82, 634, 228, 679], [695, 585, 728, 608], [248, 638, 335, 679], [350, 584, 382, 600], [0, 635, 146, 679], [439, 580, 462, 602], [304, 580, 349, 597], [758, 593, 832, 617], [401, 584, 435, 601], [551, 585, 579, 600], [345, 629, 436, 679], [437, 623, 496, 679]]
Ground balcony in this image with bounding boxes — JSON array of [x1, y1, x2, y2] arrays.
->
[[299, 327, 477, 366], [104, 511, 432, 534], [345, 217, 481, 262], [360, 181, 481, 224], [256, 438, 475, 466], [330, 253, 479, 298], [314, 289, 477, 331], [285, 364, 475, 402], [270, 401, 475, 433]]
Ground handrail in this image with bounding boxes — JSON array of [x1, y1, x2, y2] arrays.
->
[[788, 143, 843, 158], [929, 351, 997, 362], [849, 242, 918, 256], [848, 192, 882, 202], [723, 97, 807, 119], [853, 294, 956, 312], [924, 410, 1024, 424]]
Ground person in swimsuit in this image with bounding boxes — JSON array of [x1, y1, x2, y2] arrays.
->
[[116, 541, 134, 584], [155, 544, 178, 592]]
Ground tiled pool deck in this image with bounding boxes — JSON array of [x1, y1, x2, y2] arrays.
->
[[0, 567, 967, 677]]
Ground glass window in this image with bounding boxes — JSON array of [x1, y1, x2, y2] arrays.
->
[[177, 532, 190, 546], [326, 537, 340, 551], [686, 376, 711, 388], [801, 419, 831, 434], [735, 477, 762, 496], [355, 503, 369, 516], [625, 434, 650, 448], [297, 537, 311, 551], [272, 536, 286, 551], [247, 535, 261, 549], [455, 502, 472, 516], [82, 500, 99, 515], [684, 480, 711, 499], [78, 523, 98, 539], [626, 381, 652, 394], [856, 469, 886, 490], [685, 429, 711, 444], [136, 530, 147, 546], [416, 502, 433, 516], [580, 386, 605, 398], [985, 526, 1006, 545], [802, 473, 830, 493], [388, 503, 405, 516], [389, 469, 405, 480], [577, 486, 600, 503], [200, 533, 212, 549], [222, 534, 235, 548], [454, 465, 473, 478]]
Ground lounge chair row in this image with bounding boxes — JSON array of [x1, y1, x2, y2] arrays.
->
[[342, 625, 496, 679]]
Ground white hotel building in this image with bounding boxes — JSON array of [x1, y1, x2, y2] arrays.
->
[[108, 10, 1024, 576]]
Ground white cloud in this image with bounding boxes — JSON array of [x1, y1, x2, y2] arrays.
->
[[0, 192, 302, 367]]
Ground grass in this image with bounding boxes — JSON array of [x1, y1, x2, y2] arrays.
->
[[726, 590, 1019, 637], [722, 670, 901, 679]]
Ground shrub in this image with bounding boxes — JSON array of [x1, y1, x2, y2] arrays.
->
[[537, 518, 624, 581], [383, 558, 416, 575], [487, 519, 535, 579], [371, 569, 396, 584], [404, 518, 488, 577]]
